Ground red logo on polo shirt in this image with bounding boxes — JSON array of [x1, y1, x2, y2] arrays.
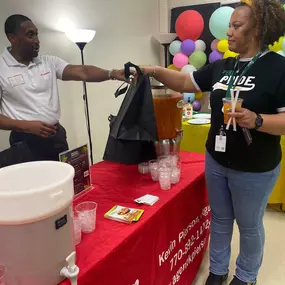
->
[[40, 71, 50, 76]]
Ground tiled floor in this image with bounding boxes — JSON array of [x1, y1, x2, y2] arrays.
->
[[192, 207, 285, 285]]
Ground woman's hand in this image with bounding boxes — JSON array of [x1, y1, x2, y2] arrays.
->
[[229, 108, 257, 129]]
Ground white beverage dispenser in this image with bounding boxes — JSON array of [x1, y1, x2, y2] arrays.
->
[[0, 161, 79, 285]]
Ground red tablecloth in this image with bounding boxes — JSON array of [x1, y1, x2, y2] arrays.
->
[[61, 151, 210, 285]]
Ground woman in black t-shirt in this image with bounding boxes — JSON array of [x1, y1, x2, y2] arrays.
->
[[142, 1, 285, 284]]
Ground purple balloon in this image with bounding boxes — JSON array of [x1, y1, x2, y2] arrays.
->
[[209, 50, 223, 63], [192, 100, 202, 112], [181, 39, 195, 56]]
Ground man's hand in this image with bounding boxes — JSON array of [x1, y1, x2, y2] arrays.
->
[[228, 108, 257, 129], [21, 121, 57, 138]]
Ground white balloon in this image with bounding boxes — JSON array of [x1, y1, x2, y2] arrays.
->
[[277, 50, 285, 57], [181, 64, 197, 74], [169, 40, 182, 56], [195, 40, 206, 52]]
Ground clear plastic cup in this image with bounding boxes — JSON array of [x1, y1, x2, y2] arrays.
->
[[73, 212, 82, 245], [171, 166, 181, 184], [158, 155, 172, 168], [75, 201, 97, 234], [138, 162, 149, 174], [149, 160, 159, 181], [169, 154, 180, 168], [159, 167, 172, 190], [223, 98, 243, 124], [0, 266, 6, 285]]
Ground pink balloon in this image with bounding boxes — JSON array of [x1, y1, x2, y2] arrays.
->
[[173, 53, 189, 69], [211, 39, 219, 51]]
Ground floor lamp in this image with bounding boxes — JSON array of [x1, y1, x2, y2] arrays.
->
[[153, 33, 177, 67], [65, 29, 96, 165]]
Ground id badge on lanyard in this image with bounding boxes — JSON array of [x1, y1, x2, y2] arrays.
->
[[215, 126, 227, 152]]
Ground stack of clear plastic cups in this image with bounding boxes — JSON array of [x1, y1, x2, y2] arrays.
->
[[75, 201, 98, 234], [158, 166, 172, 190], [170, 154, 181, 184], [149, 160, 159, 181], [171, 162, 181, 184], [158, 155, 172, 168]]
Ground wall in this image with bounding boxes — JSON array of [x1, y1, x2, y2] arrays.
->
[[0, 0, 161, 161]]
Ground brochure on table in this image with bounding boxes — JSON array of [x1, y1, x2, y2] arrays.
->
[[59, 144, 91, 195], [104, 205, 144, 224]]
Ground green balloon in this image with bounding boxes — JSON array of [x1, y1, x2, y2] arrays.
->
[[189, 51, 207, 69]]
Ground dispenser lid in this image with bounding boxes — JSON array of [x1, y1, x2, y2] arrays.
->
[[0, 161, 75, 225]]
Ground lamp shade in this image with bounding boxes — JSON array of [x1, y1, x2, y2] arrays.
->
[[65, 29, 96, 43], [153, 33, 177, 45]]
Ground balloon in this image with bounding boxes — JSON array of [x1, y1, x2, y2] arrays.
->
[[209, 50, 223, 63], [169, 40, 182, 56], [183, 93, 195, 103], [175, 10, 204, 41], [189, 51, 207, 69], [195, 92, 204, 100], [181, 39, 196, 56], [181, 64, 197, 74], [195, 40, 206, 52], [211, 39, 219, 51], [167, 64, 180, 71], [224, 50, 238, 59], [209, 7, 234, 40], [269, 36, 283, 52], [192, 100, 202, 112], [173, 53, 189, 69], [217, 40, 229, 53]]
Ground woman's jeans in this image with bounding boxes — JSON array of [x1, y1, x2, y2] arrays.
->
[[205, 151, 280, 283]]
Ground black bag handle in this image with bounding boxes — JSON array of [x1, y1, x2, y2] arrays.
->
[[115, 82, 129, 98], [114, 62, 143, 98], [124, 61, 143, 79]]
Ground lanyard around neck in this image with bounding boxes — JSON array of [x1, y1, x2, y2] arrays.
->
[[225, 50, 264, 98]]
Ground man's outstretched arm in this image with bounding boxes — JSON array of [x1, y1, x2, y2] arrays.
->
[[62, 65, 126, 82]]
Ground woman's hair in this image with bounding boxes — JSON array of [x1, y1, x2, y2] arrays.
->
[[239, 0, 285, 47]]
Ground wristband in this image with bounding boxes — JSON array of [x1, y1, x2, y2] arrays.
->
[[108, 69, 116, 80]]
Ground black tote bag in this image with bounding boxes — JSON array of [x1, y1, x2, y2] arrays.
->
[[103, 62, 158, 164]]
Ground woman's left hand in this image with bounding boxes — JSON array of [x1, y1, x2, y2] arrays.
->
[[229, 108, 257, 129]]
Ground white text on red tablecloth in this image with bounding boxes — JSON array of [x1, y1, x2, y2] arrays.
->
[[158, 205, 211, 285]]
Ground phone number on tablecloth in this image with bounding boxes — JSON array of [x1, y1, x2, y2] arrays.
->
[[170, 219, 210, 271]]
